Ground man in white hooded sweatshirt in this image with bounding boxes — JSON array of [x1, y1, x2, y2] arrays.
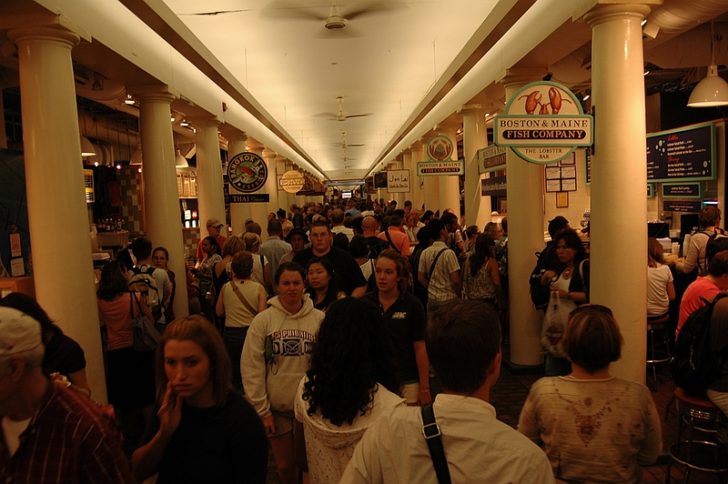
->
[[242, 261, 324, 484]]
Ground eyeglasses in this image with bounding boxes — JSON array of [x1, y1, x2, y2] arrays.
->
[[569, 304, 613, 318]]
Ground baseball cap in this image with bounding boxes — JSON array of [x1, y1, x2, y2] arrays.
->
[[0, 307, 42, 357], [206, 218, 224, 228]]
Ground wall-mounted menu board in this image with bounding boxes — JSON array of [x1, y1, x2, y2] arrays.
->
[[646, 122, 715, 182]]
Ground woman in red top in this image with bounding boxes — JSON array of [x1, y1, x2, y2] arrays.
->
[[97, 260, 156, 454]]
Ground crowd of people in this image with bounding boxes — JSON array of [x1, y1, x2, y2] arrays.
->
[[1, 199, 728, 483]]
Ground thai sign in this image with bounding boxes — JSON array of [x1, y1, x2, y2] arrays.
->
[[494, 81, 593, 164]]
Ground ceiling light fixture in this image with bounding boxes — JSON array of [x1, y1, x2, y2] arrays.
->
[[688, 20, 728, 107], [175, 149, 189, 168], [79, 115, 97, 157], [124, 94, 136, 105], [582, 93, 590, 102]]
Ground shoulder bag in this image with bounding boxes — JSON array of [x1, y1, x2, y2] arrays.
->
[[230, 280, 259, 316], [131, 291, 161, 352], [421, 404, 451, 484]]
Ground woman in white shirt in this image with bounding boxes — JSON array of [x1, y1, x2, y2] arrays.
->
[[647, 237, 675, 319], [294, 297, 404, 484]]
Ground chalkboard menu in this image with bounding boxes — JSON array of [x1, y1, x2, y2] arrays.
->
[[646, 123, 715, 182]]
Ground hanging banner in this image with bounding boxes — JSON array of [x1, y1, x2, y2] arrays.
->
[[417, 133, 464, 176], [387, 169, 410, 193], [477, 145, 506, 173], [494, 81, 593, 165]]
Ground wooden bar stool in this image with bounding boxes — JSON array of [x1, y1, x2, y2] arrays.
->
[[667, 387, 728, 483], [646, 314, 671, 391]]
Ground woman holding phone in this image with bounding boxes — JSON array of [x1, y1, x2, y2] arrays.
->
[[132, 315, 267, 483]]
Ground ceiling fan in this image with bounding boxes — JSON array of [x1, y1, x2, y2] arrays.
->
[[176, 8, 251, 16], [315, 96, 372, 122], [332, 130, 365, 147], [262, 0, 403, 32]]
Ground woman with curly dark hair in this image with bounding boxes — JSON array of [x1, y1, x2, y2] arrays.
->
[[294, 297, 403, 483]]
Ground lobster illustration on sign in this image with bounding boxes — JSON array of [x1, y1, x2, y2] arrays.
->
[[518, 87, 573, 114]]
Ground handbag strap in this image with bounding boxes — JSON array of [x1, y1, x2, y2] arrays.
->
[[420, 404, 451, 484], [230, 280, 258, 315], [384, 229, 400, 254], [427, 248, 449, 281]]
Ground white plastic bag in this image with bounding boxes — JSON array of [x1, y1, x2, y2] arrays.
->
[[541, 291, 573, 358]]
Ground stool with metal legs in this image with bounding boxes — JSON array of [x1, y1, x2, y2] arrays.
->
[[667, 387, 728, 483], [646, 314, 671, 391]]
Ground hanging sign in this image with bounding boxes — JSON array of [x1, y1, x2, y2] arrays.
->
[[477, 145, 507, 173], [494, 81, 593, 164], [280, 170, 305, 193], [227, 152, 268, 193], [662, 182, 702, 199], [387, 170, 410, 193], [225, 194, 270, 203], [417, 134, 464, 176]]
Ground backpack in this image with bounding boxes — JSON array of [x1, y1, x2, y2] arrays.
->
[[129, 265, 163, 322], [670, 293, 728, 395], [529, 249, 552, 311], [705, 231, 728, 267]]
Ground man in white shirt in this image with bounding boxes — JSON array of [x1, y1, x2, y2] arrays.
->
[[330, 208, 355, 241], [417, 219, 461, 316], [340, 300, 554, 483], [260, 219, 292, 294]]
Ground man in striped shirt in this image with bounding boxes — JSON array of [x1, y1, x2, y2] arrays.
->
[[0, 307, 133, 483]]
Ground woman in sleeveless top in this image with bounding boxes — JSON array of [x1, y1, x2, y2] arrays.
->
[[462, 233, 503, 310], [216, 251, 267, 391]]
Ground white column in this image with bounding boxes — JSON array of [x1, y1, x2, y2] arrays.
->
[[9, 24, 107, 399], [438, 125, 461, 215], [241, 140, 268, 226], [401, 149, 413, 206], [265, 153, 280, 217], [585, 4, 651, 383], [135, 86, 189, 321], [411, 142, 426, 211], [462, 107, 489, 229], [502, 67, 547, 367], [420, 137, 440, 211], [193, 117, 226, 233], [226, 133, 250, 236]]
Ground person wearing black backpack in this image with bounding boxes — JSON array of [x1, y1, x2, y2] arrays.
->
[[706, 296, 728, 417], [676, 206, 725, 277]]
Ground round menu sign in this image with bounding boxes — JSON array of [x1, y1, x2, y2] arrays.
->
[[280, 170, 305, 193], [227, 152, 268, 193]]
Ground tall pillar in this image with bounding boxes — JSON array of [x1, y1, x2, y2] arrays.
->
[[585, 4, 651, 383], [462, 107, 489, 229], [240, 139, 268, 226], [193, 117, 226, 233], [502, 67, 547, 367], [265, 153, 279, 218], [420, 136, 440, 211], [401, 149, 413, 206], [9, 24, 107, 399], [135, 86, 189, 321], [225, 131, 250, 236], [411, 142, 426, 211], [437, 125, 461, 215]]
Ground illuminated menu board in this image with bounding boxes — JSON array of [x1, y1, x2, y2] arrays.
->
[[646, 123, 715, 182]]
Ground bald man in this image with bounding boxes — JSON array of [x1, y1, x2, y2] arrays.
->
[[362, 216, 389, 259]]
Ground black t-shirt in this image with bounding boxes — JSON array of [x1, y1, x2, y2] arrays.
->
[[294, 247, 367, 295], [143, 391, 267, 484], [366, 291, 426, 382]]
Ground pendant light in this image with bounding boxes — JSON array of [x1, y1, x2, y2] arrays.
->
[[688, 20, 728, 107], [175, 149, 189, 168], [79, 114, 97, 157]]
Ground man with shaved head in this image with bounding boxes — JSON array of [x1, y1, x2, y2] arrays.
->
[[362, 216, 389, 260]]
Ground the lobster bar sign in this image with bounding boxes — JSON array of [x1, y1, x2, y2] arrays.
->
[[494, 81, 593, 165]]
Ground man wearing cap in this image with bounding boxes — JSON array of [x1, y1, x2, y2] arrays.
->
[[0, 307, 133, 483], [196, 218, 227, 264]]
